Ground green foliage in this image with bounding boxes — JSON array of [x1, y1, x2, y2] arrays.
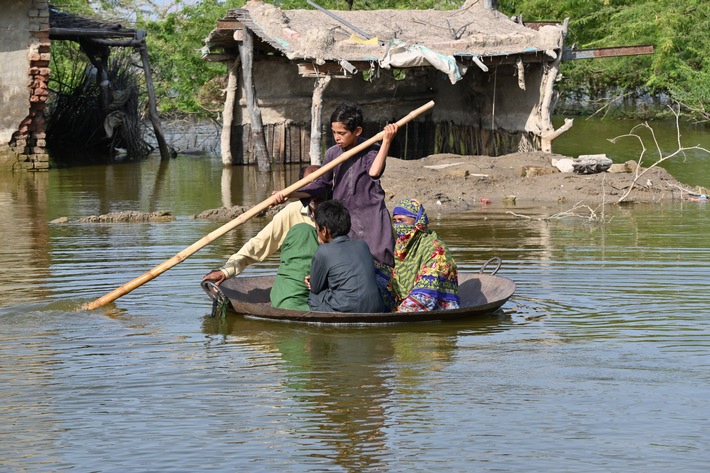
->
[[52, 0, 710, 120], [498, 0, 710, 120], [136, 0, 245, 116]]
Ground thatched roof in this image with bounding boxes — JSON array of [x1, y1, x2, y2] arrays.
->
[[49, 6, 138, 39], [206, 0, 565, 64]]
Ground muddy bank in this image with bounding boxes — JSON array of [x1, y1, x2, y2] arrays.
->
[[50, 152, 704, 225], [380, 152, 702, 213], [197, 151, 703, 222]]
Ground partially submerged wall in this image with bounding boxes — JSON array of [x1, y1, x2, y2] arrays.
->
[[229, 58, 547, 163], [0, 0, 50, 171]]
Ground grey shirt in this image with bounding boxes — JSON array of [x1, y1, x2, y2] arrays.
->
[[308, 235, 387, 313]]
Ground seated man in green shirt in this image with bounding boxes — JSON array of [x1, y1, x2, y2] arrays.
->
[[201, 165, 322, 285], [269, 222, 320, 310]]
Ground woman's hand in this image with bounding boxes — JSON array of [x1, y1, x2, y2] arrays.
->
[[304, 274, 311, 291]]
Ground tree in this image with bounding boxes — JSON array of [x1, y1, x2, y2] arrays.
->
[[498, 0, 710, 121]]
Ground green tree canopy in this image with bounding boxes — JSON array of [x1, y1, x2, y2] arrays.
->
[[51, 0, 710, 120], [498, 0, 710, 120]]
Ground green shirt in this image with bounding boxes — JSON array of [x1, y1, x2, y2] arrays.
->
[[270, 223, 320, 310]]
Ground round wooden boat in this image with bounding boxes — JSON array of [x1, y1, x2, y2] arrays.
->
[[202, 263, 516, 324]]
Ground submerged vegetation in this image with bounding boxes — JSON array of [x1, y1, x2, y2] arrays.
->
[[49, 0, 710, 123]]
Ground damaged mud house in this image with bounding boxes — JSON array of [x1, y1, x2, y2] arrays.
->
[[204, 0, 652, 170], [2, 0, 651, 171], [204, 0, 568, 171], [1, 0, 169, 171]]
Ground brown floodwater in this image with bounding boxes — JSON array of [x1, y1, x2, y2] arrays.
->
[[1, 117, 709, 471]]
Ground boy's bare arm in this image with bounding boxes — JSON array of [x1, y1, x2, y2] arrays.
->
[[368, 123, 399, 178]]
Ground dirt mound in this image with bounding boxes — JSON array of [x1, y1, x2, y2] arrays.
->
[[380, 152, 693, 212], [192, 203, 285, 221], [73, 211, 175, 223]]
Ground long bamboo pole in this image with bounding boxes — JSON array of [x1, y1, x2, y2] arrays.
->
[[81, 100, 435, 310]]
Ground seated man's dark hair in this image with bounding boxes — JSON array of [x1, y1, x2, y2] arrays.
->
[[314, 200, 351, 238], [299, 164, 320, 179], [330, 102, 363, 132]]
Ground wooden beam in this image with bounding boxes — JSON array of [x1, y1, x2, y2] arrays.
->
[[297, 62, 362, 78], [216, 19, 242, 29], [203, 53, 237, 63], [562, 45, 654, 60], [50, 27, 137, 39], [221, 59, 239, 165], [309, 76, 331, 165], [90, 38, 143, 47]]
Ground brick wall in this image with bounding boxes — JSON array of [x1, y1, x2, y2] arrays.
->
[[10, 0, 50, 171]]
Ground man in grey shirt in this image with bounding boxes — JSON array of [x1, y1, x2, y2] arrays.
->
[[306, 200, 387, 313]]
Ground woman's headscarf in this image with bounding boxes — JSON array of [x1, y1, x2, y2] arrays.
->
[[390, 199, 459, 312]]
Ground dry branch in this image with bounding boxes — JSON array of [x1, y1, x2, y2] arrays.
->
[[610, 105, 710, 203]]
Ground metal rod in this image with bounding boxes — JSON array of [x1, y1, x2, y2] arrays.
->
[[306, 0, 375, 41]]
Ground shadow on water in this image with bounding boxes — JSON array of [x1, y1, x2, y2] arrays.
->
[[200, 312, 513, 470]]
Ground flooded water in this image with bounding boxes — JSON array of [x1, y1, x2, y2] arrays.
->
[[1, 118, 709, 472]]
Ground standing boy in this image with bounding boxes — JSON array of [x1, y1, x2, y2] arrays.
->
[[306, 200, 387, 313], [274, 103, 398, 269]]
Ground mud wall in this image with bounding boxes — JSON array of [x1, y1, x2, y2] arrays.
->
[[230, 56, 545, 163], [0, 0, 50, 171]]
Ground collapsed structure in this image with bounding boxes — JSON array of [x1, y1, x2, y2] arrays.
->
[[203, 0, 570, 170], [0, 0, 170, 171]]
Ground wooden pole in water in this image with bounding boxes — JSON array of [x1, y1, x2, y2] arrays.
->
[[137, 31, 173, 160], [81, 100, 435, 310]]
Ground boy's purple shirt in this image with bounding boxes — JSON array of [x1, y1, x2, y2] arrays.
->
[[300, 138, 394, 267]]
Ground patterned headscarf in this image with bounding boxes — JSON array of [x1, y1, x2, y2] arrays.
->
[[392, 199, 428, 255], [389, 199, 459, 312]]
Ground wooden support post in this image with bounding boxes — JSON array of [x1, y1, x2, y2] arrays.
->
[[221, 59, 240, 165], [309, 75, 331, 165], [516, 58, 526, 90], [238, 27, 270, 172], [136, 31, 173, 160], [538, 19, 568, 153]]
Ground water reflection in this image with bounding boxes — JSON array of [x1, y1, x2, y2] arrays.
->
[[202, 314, 508, 469], [0, 171, 52, 305], [553, 115, 710, 187], [1, 150, 709, 471]]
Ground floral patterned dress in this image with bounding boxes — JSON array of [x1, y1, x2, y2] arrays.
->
[[388, 199, 460, 312]]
